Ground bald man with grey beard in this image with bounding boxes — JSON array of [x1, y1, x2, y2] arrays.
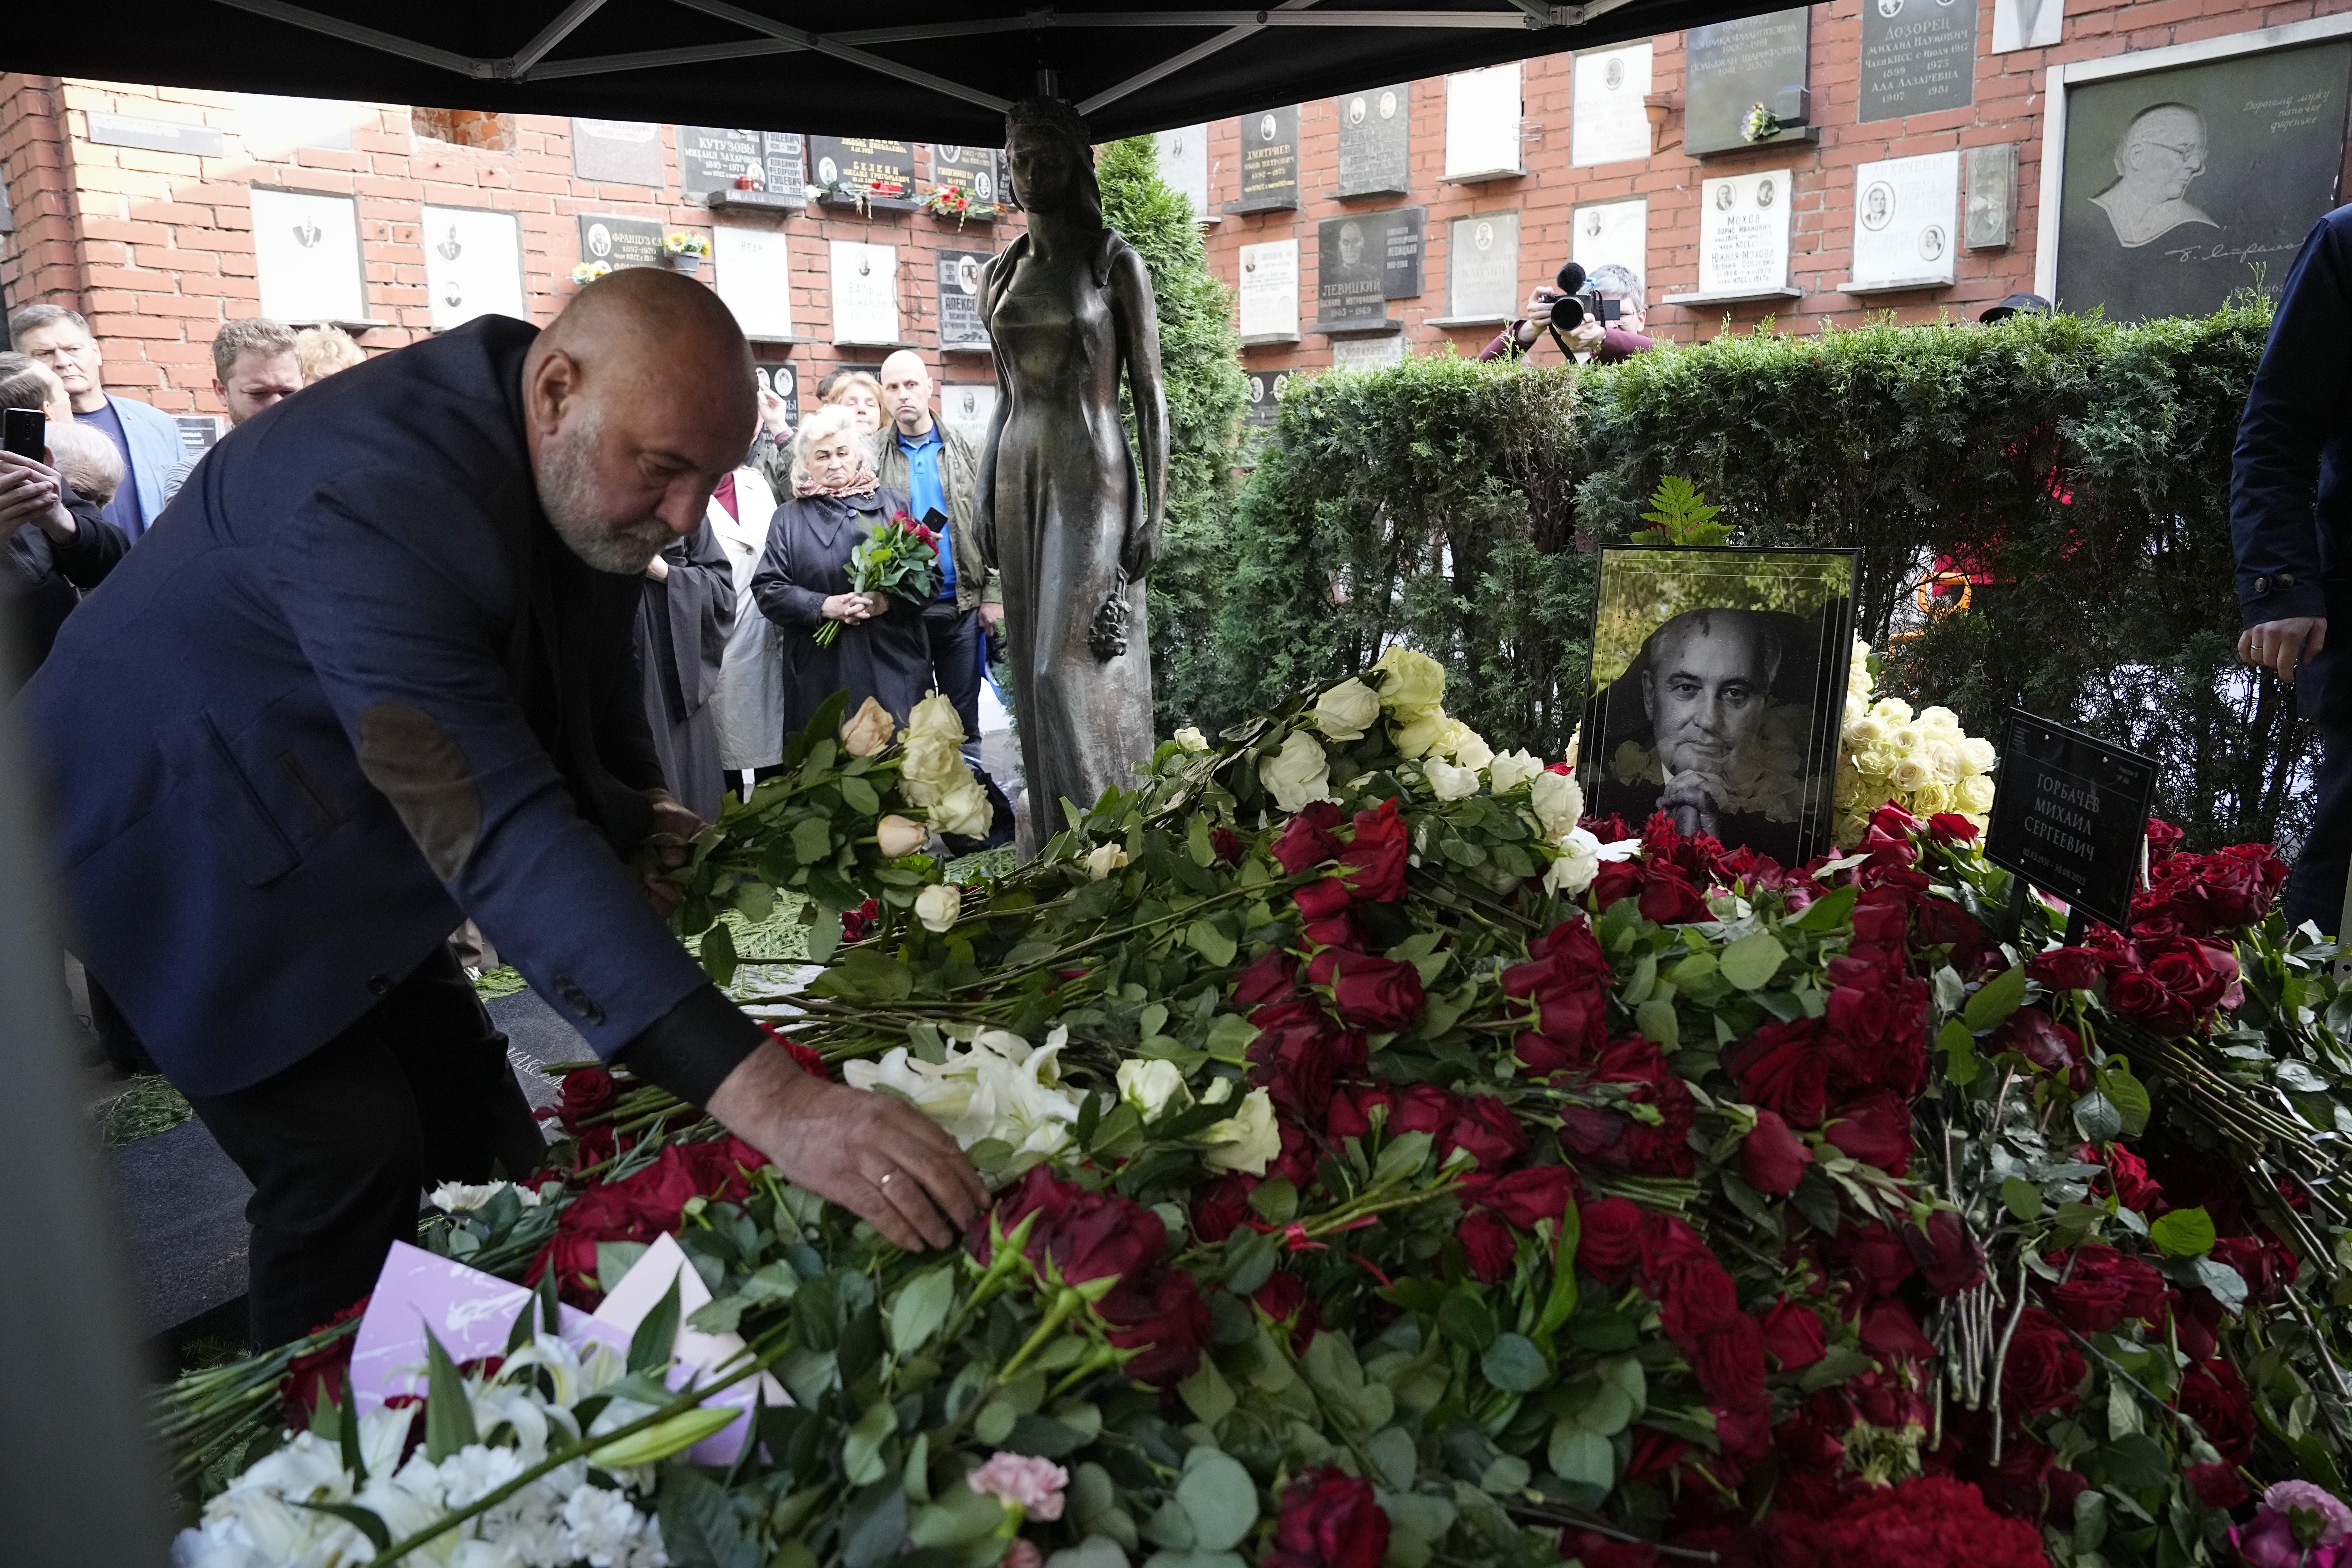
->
[[22, 268, 984, 1346]]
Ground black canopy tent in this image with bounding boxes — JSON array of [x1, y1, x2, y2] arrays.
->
[[25, 0, 1778, 143]]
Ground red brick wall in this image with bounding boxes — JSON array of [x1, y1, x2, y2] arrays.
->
[[1202, 0, 2352, 378], [0, 75, 1017, 418]]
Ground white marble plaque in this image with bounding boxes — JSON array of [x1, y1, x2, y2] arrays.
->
[[714, 225, 795, 341], [828, 241, 898, 345], [237, 94, 363, 159], [1697, 169, 1795, 297], [1851, 151, 1960, 289], [941, 383, 997, 442], [1572, 44, 1654, 167], [1572, 199, 1649, 298], [1447, 211, 1521, 319], [421, 205, 525, 332], [1156, 125, 1211, 220], [1444, 65, 1523, 180], [1237, 238, 1300, 342], [250, 187, 366, 324], [571, 119, 664, 186], [1333, 335, 1405, 371], [1991, 0, 2064, 55]]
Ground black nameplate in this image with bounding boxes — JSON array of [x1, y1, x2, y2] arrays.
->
[[1984, 709, 2158, 932]]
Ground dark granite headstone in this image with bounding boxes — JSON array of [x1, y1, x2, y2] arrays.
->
[[1858, 0, 1979, 123], [677, 125, 765, 200], [936, 249, 993, 350], [570, 118, 664, 187], [1685, 9, 1813, 155], [754, 361, 803, 426], [2054, 41, 2352, 323], [1381, 206, 1428, 299], [1985, 710, 2157, 931], [764, 133, 807, 201], [1317, 215, 1391, 328], [1229, 105, 1302, 213], [808, 136, 917, 206], [1336, 85, 1412, 197], [931, 145, 1006, 211], [1243, 369, 1293, 428], [576, 213, 665, 270], [173, 415, 222, 459], [89, 111, 225, 159]]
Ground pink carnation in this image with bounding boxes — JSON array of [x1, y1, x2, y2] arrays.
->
[[2263, 1480, 2352, 1544], [968, 1452, 1070, 1521]]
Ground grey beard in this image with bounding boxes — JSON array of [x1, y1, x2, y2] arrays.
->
[[537, 411, 673, 574]]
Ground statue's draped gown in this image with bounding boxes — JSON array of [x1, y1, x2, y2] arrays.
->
[[982, 230, 1156, 841]]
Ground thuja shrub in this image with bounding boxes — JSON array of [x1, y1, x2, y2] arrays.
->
[[1212, 302, 2297, 851]]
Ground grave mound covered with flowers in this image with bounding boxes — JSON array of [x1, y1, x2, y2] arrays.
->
[[160, 652, 2352, 1568]]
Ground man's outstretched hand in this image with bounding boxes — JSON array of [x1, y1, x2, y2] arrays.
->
[[2240, 617, 2327, 683], [707, 1042, 990, 1251]]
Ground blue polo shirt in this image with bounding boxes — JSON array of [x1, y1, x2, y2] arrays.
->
[[896, 422, 955, 597]]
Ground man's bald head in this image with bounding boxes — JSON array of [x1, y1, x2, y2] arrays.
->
[[878, 349, 937, 439], [524, 267, 758, 573]]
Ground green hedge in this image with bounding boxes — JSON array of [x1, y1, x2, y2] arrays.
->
[[1175, 303, 2304, 852]]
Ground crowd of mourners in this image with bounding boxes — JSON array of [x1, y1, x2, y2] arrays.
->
[[1, 304, 1013, 1078]]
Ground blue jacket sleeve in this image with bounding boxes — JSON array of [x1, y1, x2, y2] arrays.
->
[[269, 475, 727, 1064], [2231, 210, 2352, 627]]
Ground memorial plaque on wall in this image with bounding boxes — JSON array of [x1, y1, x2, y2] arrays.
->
[[762, 133, 807, 202], [1238, 239, 1300, 341], [677, 126, 765, 199], [1337, 85, 1412, 197], [1964, 143, 2018, 250], [422, 205, 526, 331], [1380, 207, 1427, 298], [715, 225, 794, 341], [251, 188, 366, 323], [829, 241, 900, 343], [1447, 211, 1520, 319], [1317, 216, 1391, 329], [1859, 0, 1979, 123], [1243, 370, 1293, 428], [1851, 150, 1960, 288], [1333, 335, 1406, 371], [1445, 65, 1523, 180], [572, 119, 664, 186], [238, 94, 362, 159], [941, 383, 997, 442], [754, 361, 801, 428], [1573, 45, 1654, 168], [174, 415, 223, 459], [2055, 41, 2352, 323], [1985, 710, 2157, 931], [1232, 105, 1301, 212], [1991, 0, 2064, 55], [931, 145, 1005, 210], [936, 249, 993, 350], [808, 136, 916, 204], [87, 110, 224, 159], [577, 213, 665, 271], [1696, 169, 1794, 296], [1572, 198, 1648, 294], [1156, 126, 1212, 219], [1685, 9, 1812, 156]]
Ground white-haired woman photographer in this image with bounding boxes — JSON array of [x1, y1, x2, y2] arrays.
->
[[1480, 263, 1655, 365], [749, 403, 931, 741]]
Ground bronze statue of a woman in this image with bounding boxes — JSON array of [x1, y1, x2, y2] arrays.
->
[[977, 96, 1168, 850]]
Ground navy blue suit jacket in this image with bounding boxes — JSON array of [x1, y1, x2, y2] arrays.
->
[[21, 317, 729, 1097], [2233, 204, 2352, 721]]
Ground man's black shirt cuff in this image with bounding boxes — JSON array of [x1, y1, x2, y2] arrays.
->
[[616, 982, 765, 1107]]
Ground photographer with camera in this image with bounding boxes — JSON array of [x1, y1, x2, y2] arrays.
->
[[1480, 263, 1653, 365]]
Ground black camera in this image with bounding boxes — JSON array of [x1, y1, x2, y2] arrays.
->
[[1535, 262, 1620, 331]]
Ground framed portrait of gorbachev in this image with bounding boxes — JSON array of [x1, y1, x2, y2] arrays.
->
[[1577, 546, 1860, 866]]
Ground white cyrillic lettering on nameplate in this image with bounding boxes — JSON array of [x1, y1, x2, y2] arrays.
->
[[1444, 65, 1523, 180], [828, 241, 898, 345], [1697, 169, 1795, 296], [1572, 45, 1654, 168], [1237, 239, 1300, 341], [421, 205, 525, 332], [1851, 151, 1960, 288]]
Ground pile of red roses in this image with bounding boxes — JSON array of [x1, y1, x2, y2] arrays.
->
[[983, 1166, 1211, 1387], [529, 1136, 771, 1307], [1264, 1466, 1388, 1568]]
